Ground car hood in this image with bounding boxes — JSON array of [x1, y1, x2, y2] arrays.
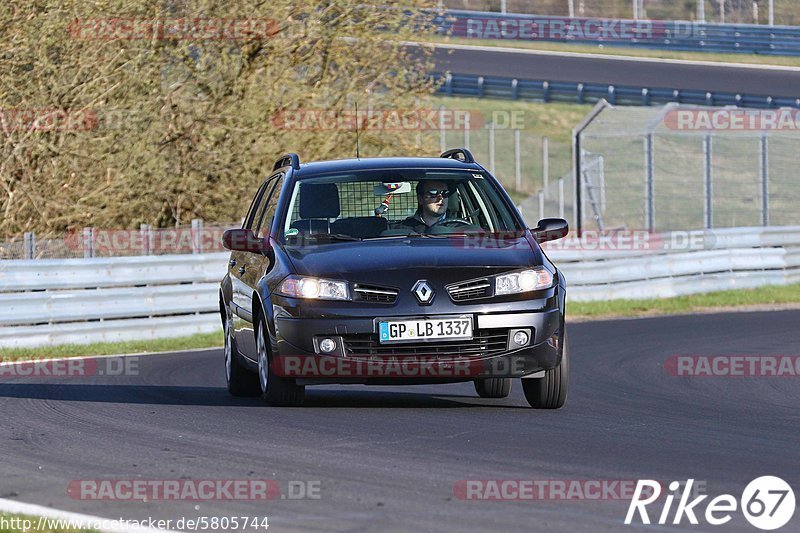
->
[[282, 234, 542, 284]]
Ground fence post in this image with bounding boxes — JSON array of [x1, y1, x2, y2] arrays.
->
[[23, 232, 35, 259], [140, 223, 151, 255], [439, 105, 446, 153], [769, 0, 774, 25], [760, 135, 769, 226], [538, 190, 545, 221], [464, 112, 470, 150], [192, 219, 204, 254], [703, 135, 713, 229], [488, 121, 496, 174], [83, 227, 94, 258], [697, 0, 706, 22], [558, 178, 565, 219], [644, 133, 655, 232], [500, 0, 507, 14], [514, 130, 522, 191], [542, 136, 550, 195]]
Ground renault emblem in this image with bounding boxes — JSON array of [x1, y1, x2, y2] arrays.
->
[[412, 280, 435, 305]]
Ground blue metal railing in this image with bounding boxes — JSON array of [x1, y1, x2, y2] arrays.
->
[[434, 73, 800, 109], [433, 10, 800, 56]]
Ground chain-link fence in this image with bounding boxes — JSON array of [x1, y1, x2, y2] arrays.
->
[[442, 0, 800, 26], [574, 102, 800, 232]]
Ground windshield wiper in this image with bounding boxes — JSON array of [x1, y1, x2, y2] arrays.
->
[[317, 233, 363, 242]]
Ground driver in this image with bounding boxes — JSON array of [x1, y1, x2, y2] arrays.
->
[[395, 180, 452, 233]]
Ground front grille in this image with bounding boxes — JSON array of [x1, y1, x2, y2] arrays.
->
[[447, 278, 492, 302], [343, 329, 508, 359], [354, 284, 398, 304]]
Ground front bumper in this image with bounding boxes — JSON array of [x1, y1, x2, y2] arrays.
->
[[270, 308, 563, 384]]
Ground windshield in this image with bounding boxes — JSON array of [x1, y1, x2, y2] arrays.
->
[[280, 169, 524, 245]]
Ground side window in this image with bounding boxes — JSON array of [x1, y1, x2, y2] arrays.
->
[[243, 178, 274, 230], [254, 174, 285, 238]]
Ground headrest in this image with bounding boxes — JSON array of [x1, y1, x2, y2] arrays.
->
[[299, 183, 340, 219]]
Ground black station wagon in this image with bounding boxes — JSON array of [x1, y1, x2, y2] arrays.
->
[[220, 149, 569, 408]]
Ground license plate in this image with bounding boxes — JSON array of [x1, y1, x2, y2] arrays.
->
[[378, 316, 473, 344]]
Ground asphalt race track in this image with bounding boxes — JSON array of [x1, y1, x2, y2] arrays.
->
[[1, 310, 798, 532], [428, 44, 800, 99]]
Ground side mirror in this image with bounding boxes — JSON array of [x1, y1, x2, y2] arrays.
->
[[531, 218, 569, 243], [222, 229, 271, 254]]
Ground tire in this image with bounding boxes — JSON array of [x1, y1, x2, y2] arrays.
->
[[474, 378, 512, 398], [224, 316, 260, 397], [521, 334, 568, 409], [256, 316, 305, 407]]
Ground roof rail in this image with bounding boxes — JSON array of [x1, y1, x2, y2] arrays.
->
[[440, 148, 475, 164], [272, 153, 301, 171]]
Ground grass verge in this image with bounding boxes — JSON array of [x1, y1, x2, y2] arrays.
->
[[428, 36, 800, 68], [570, 282, 800, 319], [2, 285, 800, 359], [0, 331, 223, 362]]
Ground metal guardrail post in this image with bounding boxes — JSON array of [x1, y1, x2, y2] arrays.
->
[[577, 83, 585, 105], [543, 81, 550, 103], [477, 76, 485, 98], [644, 133, 655, 232], [608, 85, 616, 105], [641, 88, 649, 106], [760, 135, 770, 226], [445, 73, 453, 97], [558, 178, 565, 219], [23, 232, 35, 259], [511, 79, 519, 100], [703, 135, 714, 229]]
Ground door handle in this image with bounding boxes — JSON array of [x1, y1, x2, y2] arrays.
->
[[229, 259, 236, 267], [238, 266, 246, 275]]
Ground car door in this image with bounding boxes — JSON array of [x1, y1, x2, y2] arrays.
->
[[232, 173, 284, 361], [231, 177, 275, 360]]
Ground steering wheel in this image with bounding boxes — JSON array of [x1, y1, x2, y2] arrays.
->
[[439, 218, 474, 227]]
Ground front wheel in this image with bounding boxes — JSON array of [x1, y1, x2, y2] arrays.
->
[[256, 317, 305, 407], [521, 335, 568, 409], [474, 378, 512, 398]]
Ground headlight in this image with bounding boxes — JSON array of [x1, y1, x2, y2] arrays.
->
[[495, 267, 553, 295], [277, 276, 350, 301]]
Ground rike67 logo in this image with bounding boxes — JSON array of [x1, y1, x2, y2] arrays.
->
[[626, 477, 795, 530]]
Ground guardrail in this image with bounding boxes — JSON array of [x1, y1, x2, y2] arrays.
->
[[434, 10, 800, 56], [0, 226, 797, 348], [0, 253, 227, 349], [434, 72, 800, 109]]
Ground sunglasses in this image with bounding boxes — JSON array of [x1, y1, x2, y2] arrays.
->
[[423, 188, 453, 199]]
